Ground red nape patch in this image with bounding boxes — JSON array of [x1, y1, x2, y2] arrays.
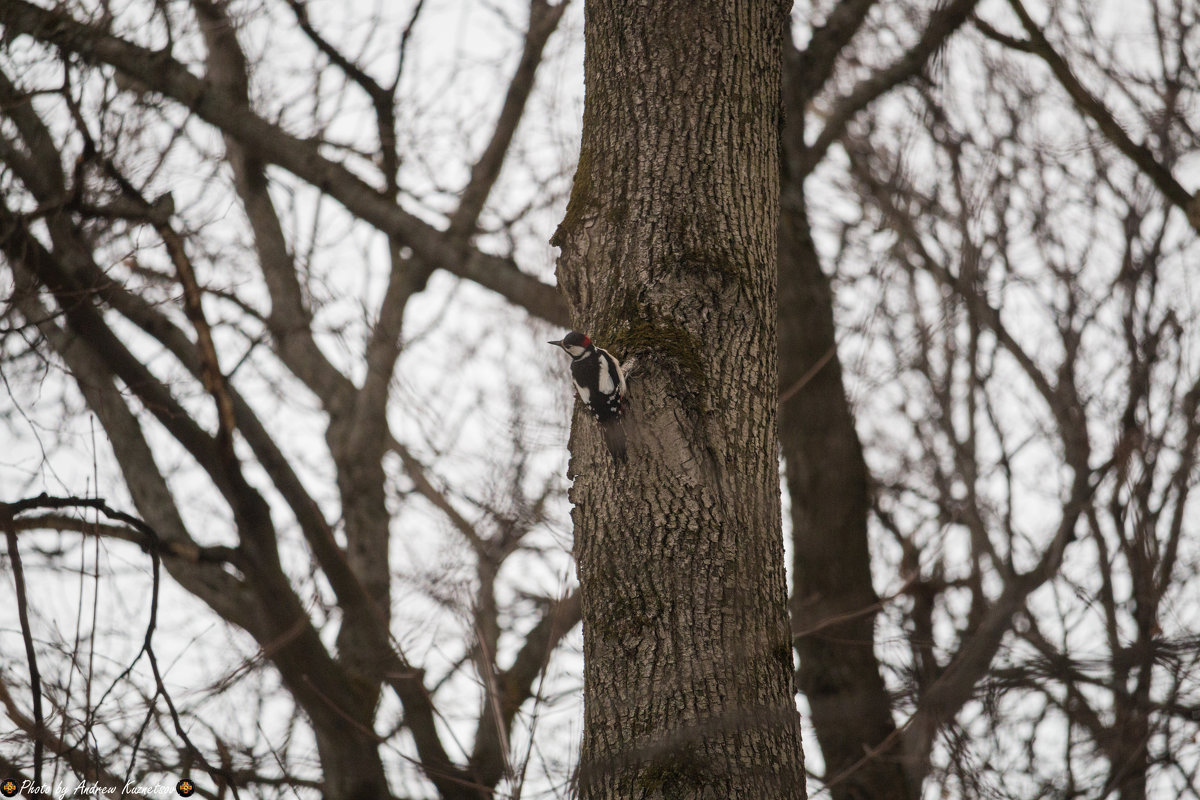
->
[[582, 335, 591, 347]]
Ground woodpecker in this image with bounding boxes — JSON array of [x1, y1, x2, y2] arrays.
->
[[548, 331, 629, 462]]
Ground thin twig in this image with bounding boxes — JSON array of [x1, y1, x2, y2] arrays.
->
[[1, 495, 241, 797], [4, 528, 44, 786], [779, 344, 836, 406]]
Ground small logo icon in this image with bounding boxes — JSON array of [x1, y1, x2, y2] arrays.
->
[[175, 779, 194, 797], [0, 779, 16, 797]]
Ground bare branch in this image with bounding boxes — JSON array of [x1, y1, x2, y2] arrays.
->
[[1, 495, 242, 795], [2, 529, 44, 786], [0, 0, 570, 325], [799, 0, 980, 173], [468, 590, 581, 787], [449, 0, 568, 236], [787, 0, 878, 107], [1001, 0, 1199, 231]]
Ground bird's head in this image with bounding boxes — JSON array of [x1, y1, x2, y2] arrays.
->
[[548, 331, 592, 358]]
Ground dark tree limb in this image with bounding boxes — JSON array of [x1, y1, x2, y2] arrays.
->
[[778, 4, 980, 795], [841, 128, 1099, 789], [777, 184, 911, 800], [449, 0, 568, 236], [0, 681, 126, 793], [2, 529, 43, 787], [0, 0, 570, 326], [788, 0, 878, 106], [799, 0, 980, 173], [1, 496, 241, 796], [468, 590, 581, 788], [1000, 0, 1200, 232]]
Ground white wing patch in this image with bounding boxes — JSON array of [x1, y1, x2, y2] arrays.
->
[[597, 361, 615, 395]]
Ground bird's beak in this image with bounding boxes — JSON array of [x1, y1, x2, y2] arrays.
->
[[547, 340, 563, 348]]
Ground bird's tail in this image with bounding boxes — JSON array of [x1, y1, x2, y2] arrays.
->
[[601, 419, 627, 463]]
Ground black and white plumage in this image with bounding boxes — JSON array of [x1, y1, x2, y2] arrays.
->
[[549, 331, 629, 461]]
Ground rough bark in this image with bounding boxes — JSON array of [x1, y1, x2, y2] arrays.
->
[[552, 1, 805, 797]]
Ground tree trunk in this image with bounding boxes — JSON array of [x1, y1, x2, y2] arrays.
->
[[552, 1, 805, 797], [778, 184, 912, 800]]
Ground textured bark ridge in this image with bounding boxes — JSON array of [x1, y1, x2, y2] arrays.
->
[[553, 1, 805, 797]]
